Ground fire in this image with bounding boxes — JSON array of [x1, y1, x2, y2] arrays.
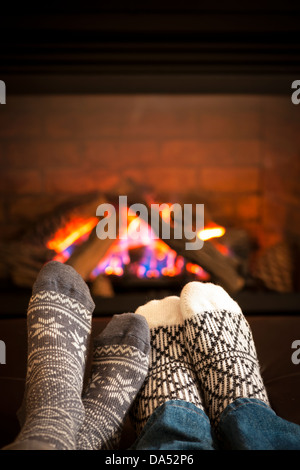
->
[[91, 212, 184, 279], [198, 225, 226, 241], [46, 208, 227, 281], [46, 217, 98, 262]]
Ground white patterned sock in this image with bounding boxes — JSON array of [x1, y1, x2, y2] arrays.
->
[[76, 313, 150, 450], [15, 261, 94, 450], [130, 296, 204, 437], [180, 281, 270, 428]]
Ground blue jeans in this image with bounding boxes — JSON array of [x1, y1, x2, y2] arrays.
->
[[131, 398, 300, 450]]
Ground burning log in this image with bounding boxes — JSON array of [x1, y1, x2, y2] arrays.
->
[[147, 208, 245, 295], [65, 227, 116, 281], [166, 237, 244, 294], [64, 198, 120, 281]]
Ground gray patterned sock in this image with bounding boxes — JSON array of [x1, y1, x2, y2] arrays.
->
[[130, 297, 204, 437], [14, 261, 95, 450], [76, 313, 150, 450], [180, 281, 270, 429]]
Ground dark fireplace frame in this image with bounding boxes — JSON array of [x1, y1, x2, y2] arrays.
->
[[1, 4, 300, 96]]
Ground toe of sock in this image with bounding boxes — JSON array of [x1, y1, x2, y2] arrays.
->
[[135, 296, 182, 328], [180, 281, 242, 319], [32, 261, 95, 312], [94, 313, 150, 355]]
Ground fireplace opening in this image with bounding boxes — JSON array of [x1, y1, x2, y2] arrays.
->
[[3, 191, 240, 293], [1, 186, 299, 316]]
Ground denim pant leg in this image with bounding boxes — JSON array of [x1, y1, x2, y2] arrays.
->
[[130, 399, 218, 450], [217, 398, 300, 450]]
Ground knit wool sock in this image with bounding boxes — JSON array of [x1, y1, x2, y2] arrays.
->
[[130, 296, 204, 437], [76, 313, 150, 450], [180, 281, 270, 428], [15, 261, 95, 450]]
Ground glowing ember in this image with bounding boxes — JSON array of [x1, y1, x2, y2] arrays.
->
[[186, 263, 210, 280]]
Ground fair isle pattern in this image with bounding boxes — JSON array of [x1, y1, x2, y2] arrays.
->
[[29, 290, 92, 334], [27, 290, 92, 372], [184, 310, 270, 429], [77, 344, 149, 450], [17, 290, 92, 450], [130, 324, 204, 436]]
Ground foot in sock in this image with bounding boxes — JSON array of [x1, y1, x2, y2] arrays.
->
[[130, 296, 204, 437], [15, 261, 95, 450], [180, 281, 270, 428], [76, 313, 150, 450]]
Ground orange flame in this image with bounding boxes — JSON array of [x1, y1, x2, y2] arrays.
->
[[46, 207, 227, 281], [186, 263, 210, 280], [198, 225, 226, 241], [47, 217, 98, 253]]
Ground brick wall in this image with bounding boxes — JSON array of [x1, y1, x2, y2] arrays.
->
[[0, 94, 299, 253]]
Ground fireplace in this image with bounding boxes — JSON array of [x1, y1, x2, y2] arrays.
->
[[0, 94, 300, 316]]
